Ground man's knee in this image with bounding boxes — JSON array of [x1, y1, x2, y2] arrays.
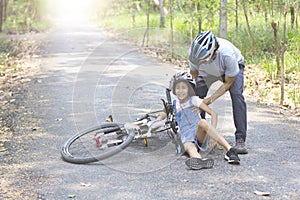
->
[[230, 92, 246, 104]]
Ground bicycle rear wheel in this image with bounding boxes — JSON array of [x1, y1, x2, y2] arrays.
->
[[61, 122, 134, 164]]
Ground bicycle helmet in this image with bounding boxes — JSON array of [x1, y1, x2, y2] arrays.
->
[[170, 72, 196, 95], [188, 31, 219, 66]]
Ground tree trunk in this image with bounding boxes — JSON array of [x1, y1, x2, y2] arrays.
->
[[296, 1, 299, 28], [242, 0, 255, 54], [196, 2, 202, 33], [271, 0, 274, 17], [0, 0, 2, 32], [189, 1, 193, 42], [143, 0, 150, 47], [235, 0, 239, 30], [280, 7, 287, 106], [130, 3, 136, 27], [219, 0, 227, 38], [10, 0, 14, 16], [159, 0, 165, 28], [2, 0, 6, 22], [3, 0, 6, 21], [169, 0, 174, 57], [290, 3, 295, 29], [271, 21, 280, 79], [263, 4, 268, 27]]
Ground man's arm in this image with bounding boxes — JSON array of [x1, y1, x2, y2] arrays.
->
[[203, 75, 236, 105]]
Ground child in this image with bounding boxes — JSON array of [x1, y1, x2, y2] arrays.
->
[[150, 72, 240, 170]]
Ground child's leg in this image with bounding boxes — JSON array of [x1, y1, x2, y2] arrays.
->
[[183, 142, 201, 158], [197, 119, 232, 151], [197, 119, 240, 164]]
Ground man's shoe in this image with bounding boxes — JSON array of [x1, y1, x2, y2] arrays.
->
[[235, 138, 248, 154], [224, 148, 240, 164], [185, 158, 214, 170]]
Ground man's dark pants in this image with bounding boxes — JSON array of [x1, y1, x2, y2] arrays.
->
[[195, 65, 247, 142]]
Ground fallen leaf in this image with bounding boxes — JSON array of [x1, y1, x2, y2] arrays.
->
[[0, 147, 7, 152], [80, 182, 92, 187], [254, 190, 270, 196], [68, 194, 76, 198]]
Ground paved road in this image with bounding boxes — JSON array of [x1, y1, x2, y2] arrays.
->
[[2, 23, 300, 199]]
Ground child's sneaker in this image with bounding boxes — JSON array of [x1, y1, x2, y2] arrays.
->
[[185, 157, 214, 170], [224, 148, 240, 164]]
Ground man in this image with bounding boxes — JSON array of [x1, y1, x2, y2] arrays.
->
[[188, 31, 248, 154]]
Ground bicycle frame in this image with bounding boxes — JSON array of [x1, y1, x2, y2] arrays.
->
[[118, 88, 182, 152]]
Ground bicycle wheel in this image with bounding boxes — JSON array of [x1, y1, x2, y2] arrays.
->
[[61, 122, 135, 164]]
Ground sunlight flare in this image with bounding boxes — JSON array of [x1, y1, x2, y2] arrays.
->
[[47, 0, 97, 25]]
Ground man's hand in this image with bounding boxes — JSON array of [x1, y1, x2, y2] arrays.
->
[[190, 70, 199, 79], [207, 76, 236, 104]]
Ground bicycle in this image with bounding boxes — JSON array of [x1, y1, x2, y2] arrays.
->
[[61, 88, 183, 164]]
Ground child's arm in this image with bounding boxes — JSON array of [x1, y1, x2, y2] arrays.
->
[[147, 112, 167, 130], [198, 102, 218, 128]]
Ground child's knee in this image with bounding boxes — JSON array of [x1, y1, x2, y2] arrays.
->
[[198, 119, 209, 130]]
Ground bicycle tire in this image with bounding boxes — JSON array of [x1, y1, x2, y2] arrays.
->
[[61, 122, 135, 164]]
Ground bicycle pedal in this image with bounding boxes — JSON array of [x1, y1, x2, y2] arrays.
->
[[106, 115, 113, 122], [143, 138, 148, 146]]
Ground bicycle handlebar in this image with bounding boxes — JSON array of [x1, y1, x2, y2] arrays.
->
[[166, 88, 172, 104], [135, 114, 149, 122], [164, 88, 174, 116]]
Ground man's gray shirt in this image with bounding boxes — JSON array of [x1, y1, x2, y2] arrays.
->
[[190, 37, 244, 78]]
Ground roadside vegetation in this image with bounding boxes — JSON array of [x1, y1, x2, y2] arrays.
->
[[96, 0, 300, 113], [0, 0, 50, 33], [0, 0, 45, 161], [0, 1, 48, 198]]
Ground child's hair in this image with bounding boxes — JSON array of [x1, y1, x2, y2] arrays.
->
[[172, 79, 196, 97]]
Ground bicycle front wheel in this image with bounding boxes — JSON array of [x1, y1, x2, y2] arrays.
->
[[61, 122, 134, 164]]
